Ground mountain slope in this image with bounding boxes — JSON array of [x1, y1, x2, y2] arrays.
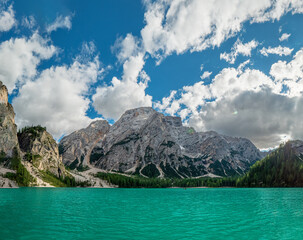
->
[[236, 140, 303, 187], [0, 81, 19, 158], [61, 107, 263, 178], [18, 126, 68, 179], [59, 120, 110, 170]]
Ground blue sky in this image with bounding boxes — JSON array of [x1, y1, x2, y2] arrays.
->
[[1, 0, 303, 149]]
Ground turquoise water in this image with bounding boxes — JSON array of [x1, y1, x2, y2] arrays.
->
[[0, 188, 303, 239]]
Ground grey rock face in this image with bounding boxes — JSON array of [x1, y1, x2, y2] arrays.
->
[[18, 127, 67, 178], [59, 120, 110, 169], [289, 140, 303, 156], [61, 107, 263, 178], [0, 81, 19, 157]]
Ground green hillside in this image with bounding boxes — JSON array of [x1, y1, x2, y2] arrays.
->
[[236, 142, 303, 187]]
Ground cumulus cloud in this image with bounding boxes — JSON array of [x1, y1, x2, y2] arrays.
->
[[0, 4, 15, 32], [0, 33, 57, 93], [220, 39, 258, 64], [154, 90, 179, 115], [155, 48, 303, 148], [46, 15, 72, 33], [103, 0, 303, 122], [92, 53, 152, 120], [112, 33, 141, 62], [200, 71, 212, 80], [140, 0, 303, 62], [279, 33, 291, 41], [260, 46, 293, 56], [270, 49, 303, 97], [13, 57, 101, 139], [190, 89, 303, 149]]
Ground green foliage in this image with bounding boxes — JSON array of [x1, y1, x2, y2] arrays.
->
[[236, 142, 303, 187], [173, 177, 237, 188], [68, 158, 79, 170], [40, 170, 91, 187], [39, 171, 68, 187], [58, 144, 65, 155], [0, 150, 7, 164], [4, 172, 17, 180], [9, 148, 35, 186], [90, 152, 103, 163], [76, 165, 90, 172], [18, 125, 46, 139], [141, 163, 160, 178], [24, 152, 42, 168], [96, 172, 172, 188], [95, 172, 237, 188]]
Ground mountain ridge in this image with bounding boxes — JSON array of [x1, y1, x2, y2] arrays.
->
[[60, 107, 263, 178]]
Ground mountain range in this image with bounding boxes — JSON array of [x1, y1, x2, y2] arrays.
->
[[60, 107, 263, 178], [0, 81, 301, 188]]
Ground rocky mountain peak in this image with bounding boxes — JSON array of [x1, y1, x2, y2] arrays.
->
[[0, 82, 18, 157], [18, 126, 67, 178], [113, 107, 157, 129], [60, 120, 110, 169], [61, 107, 263, 178], [288, 140, 303, 156], [0, 81, 8, 105]]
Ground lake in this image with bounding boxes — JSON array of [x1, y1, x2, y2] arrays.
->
[[0, 188, 303, 239]]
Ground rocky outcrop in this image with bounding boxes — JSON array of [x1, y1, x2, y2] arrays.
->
[[59, 120, 110, 169], [0, 81, 19, 157], [18, 126, 67, 178], [61, 107, 263, 178]]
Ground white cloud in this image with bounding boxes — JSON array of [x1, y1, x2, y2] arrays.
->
[[154, 90, 176, 111], [112, 33, 141, 62], [270, 49, 303, 97], [140, 0, 303, 62], [0, 33, 57, 93], [92, 54, 152, 120], [200, 71, 212, 80], [279, 33, 291, 41], [252, 0, 303, 23], [155, 47, 303, 148], [260, 46, 293, 56], [0, 5, 15, 32], [22, 16, 36, 29], [190, 89, 303, 149], [13, 57, 102, 139], [220, 39, 258, 64], [46, 15, 72, 33], [108, 0, 303, 122]]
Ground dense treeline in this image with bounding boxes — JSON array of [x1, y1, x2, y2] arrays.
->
[[1, 148, 89, 187], [96, 142, 303, 188], [39, 170, 91, 187], [174, 177, 237, 188], [5, 148, 35, 186], [236, 142, 303, 187], [17, 125, 46, 140], [4, 140, 303, 188], [18, 125, 46, 134], [96, 172, 172, 188], [96, 172, 237, 188]]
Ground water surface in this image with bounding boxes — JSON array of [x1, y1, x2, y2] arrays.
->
[[0, 188, 303, 239]]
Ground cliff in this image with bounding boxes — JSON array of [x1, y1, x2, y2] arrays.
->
[[18, 126, 68, 178], [0, 81, 19, 158], [60, 120, 110, 170]]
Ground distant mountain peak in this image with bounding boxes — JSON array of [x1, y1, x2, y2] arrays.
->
[[60, 107, 263, 178]]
